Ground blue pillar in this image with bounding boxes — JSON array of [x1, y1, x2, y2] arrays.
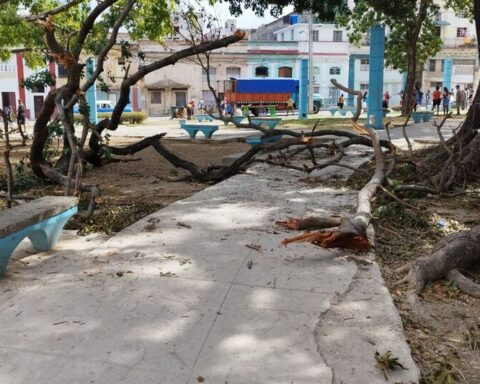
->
[[299, 59, 308, 119], [86, 58, 98, 124], [348, 55, 355, 107], [366, 25, 385, 130], [443, 58, 452, 90]]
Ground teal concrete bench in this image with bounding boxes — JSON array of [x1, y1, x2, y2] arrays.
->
[[196, 114, 214, 122], [410, 111, 424, 123], [179, 120, 219, 139], [245, 134, 283, 146], [231, 116, 244, 125], [0, 196, 78, 274], [338, 108, 357, 117], [249, 117, 282, 129], [325, 109, 338, 116], [422, 111, 434, 122]]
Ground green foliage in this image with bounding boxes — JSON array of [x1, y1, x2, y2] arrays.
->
[[73, 112, 147, 124], [13, 157, 46, 192], [21, 69, 56, 91], [336, 0, 442, 74], [374, 351, 406, 380], [67, 200, 163, 235], [43, 120, 65, 161]]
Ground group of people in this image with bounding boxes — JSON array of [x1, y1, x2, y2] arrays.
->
[[1, 100, 27, 143], [405, 85, 472, 116]]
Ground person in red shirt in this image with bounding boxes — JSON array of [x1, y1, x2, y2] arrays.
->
[[432, 86, 442, 115]]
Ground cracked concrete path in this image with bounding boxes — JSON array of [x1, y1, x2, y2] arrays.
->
[[0, 148, 419, 384]]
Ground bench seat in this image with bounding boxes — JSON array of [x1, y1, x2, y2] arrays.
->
[[196, 114, 214, 122], [245, 134, 283, 146], [0, 196, 78, 274], [249, 117, 282, 129], [179, 120, 219, 139]]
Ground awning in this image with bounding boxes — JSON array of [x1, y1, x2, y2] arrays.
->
[[146, 79, 190, 89], [435, 20, 451, 26]]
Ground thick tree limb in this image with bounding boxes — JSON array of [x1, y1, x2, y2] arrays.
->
[[25, 0, 87, 21], [330, 79, 362, 121], [106, 133, 166, 156]]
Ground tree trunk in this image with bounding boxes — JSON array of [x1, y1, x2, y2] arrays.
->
[[30, 90, 58, 177], [402, 48, 417, 115]]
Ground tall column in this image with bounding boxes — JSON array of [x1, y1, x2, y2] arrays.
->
[[347, 55, 355, 107], [86, 58, 98, 124], [366, 25, 385, 130], [15, 53, 26, 104], [299, 59, 309, 119], [443, 58, 452, 90]]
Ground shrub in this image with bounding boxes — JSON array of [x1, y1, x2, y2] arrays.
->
[[73, 111, 147, 125]]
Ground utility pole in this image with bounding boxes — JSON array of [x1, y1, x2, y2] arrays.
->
[[308, 12, 314, 115]]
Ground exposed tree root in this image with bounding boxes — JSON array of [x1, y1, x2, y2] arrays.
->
[[396, 225, 480, 298]]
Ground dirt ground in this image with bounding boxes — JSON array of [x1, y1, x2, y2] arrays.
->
[[1, 134, 479, 382]]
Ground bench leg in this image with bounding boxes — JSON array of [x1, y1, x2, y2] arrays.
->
[[0, 236, 24, 274], [187, 130, 198, 139], [0, 207, 77, 275], [27, 207, 77, 252], [204, 130, 217, 139]]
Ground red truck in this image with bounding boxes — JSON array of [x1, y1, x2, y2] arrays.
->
[[224, 78, 299, 115]]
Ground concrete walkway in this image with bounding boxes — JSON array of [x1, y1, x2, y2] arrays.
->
[[0, 146, 419, 383]]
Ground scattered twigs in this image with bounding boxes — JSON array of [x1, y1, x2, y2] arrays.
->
[[0, 110, 14, 207], [401, 101, 416, 157], [433, 113, 452, 155]]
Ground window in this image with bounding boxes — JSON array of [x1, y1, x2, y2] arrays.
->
[[360, 83, 369, 91], [313, 86, 320, 93], [312, 30, 319, 42], [57, 64, 68, 78], [360, 59, 369, 71], [435, 26, 441, 37], [226, 66, 241, 79], [333, 30, 343, 42], [429, 59, 436, 72], [278, 66, 293, 78], [435, 12, 442, 23], [118, 57, 126, 65], [457, 27, 467, 37], [329, 67, 340, 75], [458, 10, 467, 18], [313, 66, 321, 84], [202, 67, 217, 82], [290, 29, 294, 40], [150, 91, 162, 104], [255, 66, 269, 77]]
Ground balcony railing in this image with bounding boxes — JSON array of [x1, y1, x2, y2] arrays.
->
[[442, 37, 477, 48]]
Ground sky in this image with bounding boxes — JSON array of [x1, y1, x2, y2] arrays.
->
[[203, 2, 294, 29]]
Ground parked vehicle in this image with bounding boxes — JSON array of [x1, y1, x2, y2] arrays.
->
[[224, 78, 323, 115], [73, 100, 132, 113]]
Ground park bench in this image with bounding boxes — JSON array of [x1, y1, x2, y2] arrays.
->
[[338, 107, 357, 117], [249, 117, 282, 129], [410, 111, 434, 123], [196, 114, 214, 122], [0, 196, 78, 275], [179, 120, 219, 139], [245, 134, 283, 146]]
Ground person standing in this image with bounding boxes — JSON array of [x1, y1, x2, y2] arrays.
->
[[16, 99, 28, 145], [425, 90, 431, 110], [442, 87, 451, 115], [286, 96, 294, 116], [432, 86, 442, 115], [383, 91, 390, 108], [455, 85, 465, 115], [337, 94, 345, 109]]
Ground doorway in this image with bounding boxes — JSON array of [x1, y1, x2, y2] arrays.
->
[[33, 96, 44, 119], [1, 92, 16, 111], [175, 91, 187, 108]]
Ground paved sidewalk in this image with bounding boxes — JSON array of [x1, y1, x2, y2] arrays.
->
[[0, 146, 419, 383]]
